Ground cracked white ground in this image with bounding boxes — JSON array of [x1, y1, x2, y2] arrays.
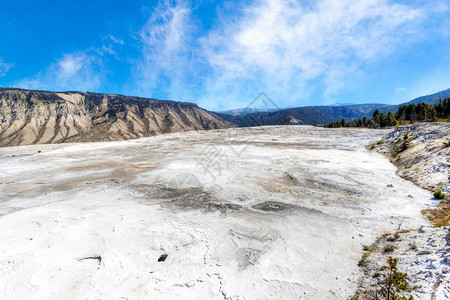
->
[[0, 126, 434, 299]]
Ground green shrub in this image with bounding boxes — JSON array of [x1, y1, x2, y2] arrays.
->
[[359, 252, 370, 266], [357, 257, 414, 300], [359, 244, 377, 266], [378, 257, 413, 300], [399, 131, 412, 152], [363, 245, 374, 251], [433, 190, 445, 199]]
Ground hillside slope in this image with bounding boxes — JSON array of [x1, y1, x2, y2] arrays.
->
[[215, 103, 388, 126], [216, 89, 450, 127], [402, 88, 450, 106], [0, 88, 230, 146]]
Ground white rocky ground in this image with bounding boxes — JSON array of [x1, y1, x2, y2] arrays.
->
[[373, 123, 450, 192], [354, 123, 450, 300], [0, 126, 436, 299], [356, 226, 450, 299]]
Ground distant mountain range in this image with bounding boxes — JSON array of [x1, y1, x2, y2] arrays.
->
[[213, 104, 389, 126], [214, 88, 450, 127], [217, 103, 358, 116], [217, 107, 283, 115], [401, 89, 450, 106], [1, 87, 448, 147]]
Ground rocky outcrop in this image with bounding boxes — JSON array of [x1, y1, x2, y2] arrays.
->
[[372, 123, 450, 192], [0, 88, 231, 146]]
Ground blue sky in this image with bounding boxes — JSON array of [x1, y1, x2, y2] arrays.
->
[[1, 0, 449, 110]]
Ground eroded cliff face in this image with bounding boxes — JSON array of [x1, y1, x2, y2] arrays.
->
[[0, 88, 230, 146]]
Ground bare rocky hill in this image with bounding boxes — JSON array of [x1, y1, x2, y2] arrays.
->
[[0, 88, 230, 146]]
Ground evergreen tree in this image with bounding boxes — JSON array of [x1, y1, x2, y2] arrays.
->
[[387, 112, 397, 126], [362, 116, 368, 127]]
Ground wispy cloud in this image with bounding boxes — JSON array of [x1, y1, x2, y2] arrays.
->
[[200, 0, 432, 106], [134, 0, 448, 109], [20, 0, 446, 107], [16, 52, 103, 92], [0, 59, 13, 77], [15, 36, 123, 92], [136, 0, 197, 99], [101, 35, 125, 57]]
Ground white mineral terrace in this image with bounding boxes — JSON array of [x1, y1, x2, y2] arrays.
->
[[0, 126, 434, 299]]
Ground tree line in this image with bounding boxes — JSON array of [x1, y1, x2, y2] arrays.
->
[[325, 98, 450, 128]]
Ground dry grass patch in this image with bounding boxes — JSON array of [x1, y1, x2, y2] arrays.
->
[[422, 200, 450, 227]]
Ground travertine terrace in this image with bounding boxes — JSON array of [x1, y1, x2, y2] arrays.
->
[[0, 126, 435, 299]]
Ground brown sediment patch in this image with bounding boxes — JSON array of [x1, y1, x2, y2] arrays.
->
[[254, 172, 308, 196], [284, 172, 300, 185], [53, 164, 156, 191], [255, 171, 362, 200], [3, 183, 50, 193], [422, 200, 450, 227], [305, 159, 330, 165], [256, 179, 295, 195], [62, 161, 121, 173]]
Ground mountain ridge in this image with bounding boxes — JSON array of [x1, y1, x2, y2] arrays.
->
[[400, 88, 450, 106], [0, 88, 231, 147], [1, 87, 448, 146], [214, 89, 450, 127]]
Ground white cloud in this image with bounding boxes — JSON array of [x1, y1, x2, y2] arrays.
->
[[16, 52, 103, 92], [108, 35, 124, 45], [0, 59, 13, 77], [200, 0, 434, 107], [101, 35, 125, 57], [59, 54, 84, 77], [134, 0, 447, 110], [15, 34, 124, 92], [136, 0, 196, 99]]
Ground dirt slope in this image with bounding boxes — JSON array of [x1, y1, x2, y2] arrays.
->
[[0, 88, 230, 146]]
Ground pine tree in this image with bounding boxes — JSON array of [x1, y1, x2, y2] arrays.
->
[[376, 257, 413, 300]]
